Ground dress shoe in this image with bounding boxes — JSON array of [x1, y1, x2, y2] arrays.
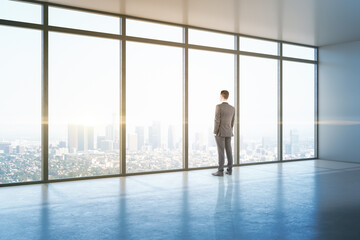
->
[[225, 170, 232, 175], [212, 171, 224, 176]]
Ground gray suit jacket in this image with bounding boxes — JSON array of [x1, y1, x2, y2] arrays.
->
[[213, 102, 235, 137]]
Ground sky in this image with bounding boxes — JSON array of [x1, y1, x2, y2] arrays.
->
[[0, 0, 316, 145]]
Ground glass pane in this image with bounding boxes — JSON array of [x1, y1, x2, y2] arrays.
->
[[126, 42, 183, 173], [126, 19, 183, 42], [240, 56, 278, 163], [189, 29, 234, 49], [189, 50, 235, 168], [283, 61, 315, 160], [283, 44, 316, 61], [49, 7, 120, 34], [240, 37, 278, 55], [49, 32, 120, 179], [0, 26, 41, 183], [0, 0, 41, 24]]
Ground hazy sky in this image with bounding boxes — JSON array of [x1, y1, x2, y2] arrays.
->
[[0, 25, 41, 140]]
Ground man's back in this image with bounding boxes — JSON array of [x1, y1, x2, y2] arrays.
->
[[213, 102, 235, 137]]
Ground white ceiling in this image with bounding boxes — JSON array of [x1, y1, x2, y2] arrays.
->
[[43, 0, 360, 47]]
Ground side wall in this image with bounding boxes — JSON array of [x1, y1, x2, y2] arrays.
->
[[319, 41, 360, 162]]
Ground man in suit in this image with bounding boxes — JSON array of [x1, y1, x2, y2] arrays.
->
[[212, 90, 235, 176]]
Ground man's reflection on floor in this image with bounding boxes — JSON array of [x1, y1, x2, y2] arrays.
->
[[214, 176, 234, 240]]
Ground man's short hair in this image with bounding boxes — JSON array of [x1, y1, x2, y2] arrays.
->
[[221, 90, 229, 100]]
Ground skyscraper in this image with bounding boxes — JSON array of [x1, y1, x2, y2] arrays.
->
[[87, 126, 94, 150], [97, 136, 105, 150], [149, 121, 161, 149], [135, 126, 144, 150], [16, 145, 25, 154], [77, 125, 88, 152], [68, 124, 78, 152], [0, 142, 11, 152], [68, 124, 94, 152], [58, 141, 66, 148], [106, 124, 115, 141]]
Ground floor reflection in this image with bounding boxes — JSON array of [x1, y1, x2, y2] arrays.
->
[[1, 160, 360, 240], [214, 176, 234, 240], [41, 184, 49, 240]]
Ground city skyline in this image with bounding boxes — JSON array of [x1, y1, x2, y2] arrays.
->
[[0, 121, 314, 183]]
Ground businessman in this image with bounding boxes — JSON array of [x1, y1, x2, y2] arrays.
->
[[212, 90, 235, 177]]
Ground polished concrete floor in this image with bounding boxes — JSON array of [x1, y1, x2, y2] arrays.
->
[[1, 159, 360, 240]]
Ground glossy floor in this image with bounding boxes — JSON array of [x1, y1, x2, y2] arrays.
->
[[1, 159, 360, 240]]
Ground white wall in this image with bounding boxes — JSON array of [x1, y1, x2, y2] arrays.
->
[[319, 41, 360, 162]]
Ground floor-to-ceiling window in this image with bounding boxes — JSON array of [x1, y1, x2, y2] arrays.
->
[[49, 32, 120, 179], [240, 56, 278, 163], [0, 25, 42, 183], [126, 42, 183, 173], [188, 48, 235, 168], [126, 20, 183, 173], [282, 44, 316, 160], [48, 7, 121, 179], [283, 61, 315, 160]]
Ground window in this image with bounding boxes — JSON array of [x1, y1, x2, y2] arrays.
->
[[240, 56, 278, 163], [0, 0, 41, 24], [0, 4, 319, 184], [189, 29, 235, 49], [0, 26, 42, 183], [49, 32, 120, 179], [189, 50, 235, 168], [240, 37, 278, 55], [283, 61, 315, 160], [126, 42, 183, 173], [49, 7, 120, 34], [283, 44, 316, 61], [126, 19, 183, 42]]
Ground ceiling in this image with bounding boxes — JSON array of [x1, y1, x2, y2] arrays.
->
[[42, 0, 360, 47]]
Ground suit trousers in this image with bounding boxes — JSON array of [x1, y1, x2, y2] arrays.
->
[[215, 136, 233, 172]]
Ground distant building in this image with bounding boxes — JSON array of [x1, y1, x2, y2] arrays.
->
[[77, 125, 88, 152], [135, 126, 144, 150], [102, 140, 114, 151], [149, 121, 161, 149], [58, 141, 66, 148], [16, 145, 25, 154], [68, 124, 94, 152], [5, 145, 13, 154], [97, 136, 105, 150], [68, 124, 78, 151], [113, 140, 120, 150], [0, 142, 12, 154], [87, 126, 95, 150], [106, 124, 115, 141], [97, 136, 113, 151], [193, 132, 205, 150], [285, 143, 292, 154]]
